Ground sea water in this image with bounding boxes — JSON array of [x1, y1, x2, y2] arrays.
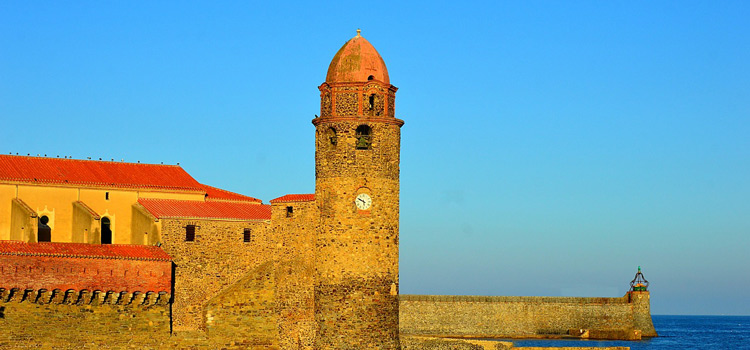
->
[[495, 315, 750, 349]]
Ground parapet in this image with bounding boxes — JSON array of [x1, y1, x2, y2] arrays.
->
[[400, 294, 630, 304]]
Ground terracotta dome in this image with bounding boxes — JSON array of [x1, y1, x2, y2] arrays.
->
[[326, 30, 390, 84]]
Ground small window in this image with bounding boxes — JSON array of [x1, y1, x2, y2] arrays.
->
[[105, 192, 109, 200], [243, 228, 251, 243], [185, 225, 196, 242], [286, 206, 294, 218], [355, 125, 372, 150], [367, 75, 374, 81], [368, 94, 375, 110]]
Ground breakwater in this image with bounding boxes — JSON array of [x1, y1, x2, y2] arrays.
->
[[400, 292, 657, 340]]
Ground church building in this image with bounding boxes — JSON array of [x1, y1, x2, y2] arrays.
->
[[0, 31, 402, 349]]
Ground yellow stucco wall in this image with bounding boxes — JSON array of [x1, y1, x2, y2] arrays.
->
[[16, 185, 78, 242], [71, 201, 99, 243], [0, 184, 17, 240], [78, 188, 137, 244], [10, 198, 37, 242], [1, 182, 205, 244], [131, 204, 162, 245]]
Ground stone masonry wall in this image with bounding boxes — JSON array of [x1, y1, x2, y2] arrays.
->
[[321, 82, 396, 119], [204, 261, 278, 349], [157, 218, 273, 334], [627, 291, 657, 337], [0, 287, 278, 350], [400, 294, 656, 339], [314, 116, 402, 347], [272, 199, 318, 350], [0, 289, 172, 349]]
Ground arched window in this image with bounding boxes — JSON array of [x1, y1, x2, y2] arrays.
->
[[367, 75, 374, 81], [355, 125, 372, 150], [101, 217, 112, 244], [368, 94, 375, 111], [37, 216, 51, 242]]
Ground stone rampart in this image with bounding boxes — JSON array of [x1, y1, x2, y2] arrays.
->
[[400, 293, 656, 339], [0, 288, 172, 349], [0, 285, 279, 349]]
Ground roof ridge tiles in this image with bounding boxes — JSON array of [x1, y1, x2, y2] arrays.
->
[[137, 198, 272, 221], [0, 155, 202, 192], [0, 154, 182, 166], [0, 241, 172, 262]]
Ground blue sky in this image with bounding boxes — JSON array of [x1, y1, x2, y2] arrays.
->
[[1, 1, 748, 315]]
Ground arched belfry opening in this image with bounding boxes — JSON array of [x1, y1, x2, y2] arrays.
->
[[368, 94, 376, 111], [355, 125, 372, 150], [101, 217, 112, 244], [37, 215, 51, 242]]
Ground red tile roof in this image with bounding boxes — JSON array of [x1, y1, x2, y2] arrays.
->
[[0, 241, 172, 261], [201, 184, 262, 203], [0, 155, 204, 192], [327, 32, 390, 84], [270, 194, 316, 203], [138, 198, 271, 221]]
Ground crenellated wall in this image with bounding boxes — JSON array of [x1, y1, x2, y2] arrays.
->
[[400, 292, 657, 340], [0, 288, 172, 349]]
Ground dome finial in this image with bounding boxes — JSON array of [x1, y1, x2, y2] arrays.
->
[[356, 28, 361, 37]]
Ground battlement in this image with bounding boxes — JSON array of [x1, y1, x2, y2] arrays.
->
[[0, 287, 171, 306], [0, 287, 173, 349]]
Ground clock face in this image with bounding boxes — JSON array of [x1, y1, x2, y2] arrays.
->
[[355, 193, 372, 210]]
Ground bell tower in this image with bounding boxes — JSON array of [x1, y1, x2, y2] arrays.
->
[[313, 30, 403, 349]]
